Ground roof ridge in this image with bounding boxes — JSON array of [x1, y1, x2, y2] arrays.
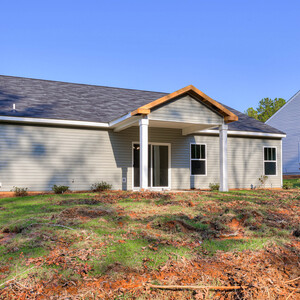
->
[[0, 74, 169, 95]]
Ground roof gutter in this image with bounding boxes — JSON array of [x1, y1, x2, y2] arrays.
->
[[0, 113, 138, 129], [0, 116, 286, 138], [108, 112, 132, 127], [199, 129, 286, 138], [0, 116, 109, 128]]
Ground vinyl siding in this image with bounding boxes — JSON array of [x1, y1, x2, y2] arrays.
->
[[149, 95, 223, 124], [227, 136, 282, 189], [0, 124, 128, 191], [266, 91, 300, 174], [0, 124, 282, 191]]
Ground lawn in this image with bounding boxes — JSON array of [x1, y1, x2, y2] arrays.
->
[[0, 189, 299, 299], [284, 177, 300, 189]]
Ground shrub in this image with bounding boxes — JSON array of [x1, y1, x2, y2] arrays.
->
[[11, 186, 28, 197], [258, 175, 268, 187], [283, 181, 293, 190], [52, 185, 69, 194], [209, 183, 220, 191], [91, 181, 112, 192]]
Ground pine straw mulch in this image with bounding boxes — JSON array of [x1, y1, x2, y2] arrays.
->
[[0, 190, 299, 299], [0, 242, 299, 299]]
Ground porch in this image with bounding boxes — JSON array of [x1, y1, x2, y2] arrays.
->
[[114, 117, 229, 192], [110, 85, 238, 192]]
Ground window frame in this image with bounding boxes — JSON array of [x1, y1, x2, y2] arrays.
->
[[263, 146, 277, 176], [190, 143, 207, 176]]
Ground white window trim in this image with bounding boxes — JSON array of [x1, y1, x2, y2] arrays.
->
[[190, 143, 207, 176], [131, 142, 171, 190], [263, 146, 277, 176]]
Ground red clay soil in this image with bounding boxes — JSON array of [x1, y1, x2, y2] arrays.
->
[[0, 242, 299, 299], [219, 218, 246, 240], [0, 190, 299, 299]]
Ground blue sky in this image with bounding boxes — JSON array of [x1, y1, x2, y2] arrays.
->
[[1, 0, 299, 112]]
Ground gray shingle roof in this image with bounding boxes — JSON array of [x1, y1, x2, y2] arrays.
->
[[0, 75, 284, 134]]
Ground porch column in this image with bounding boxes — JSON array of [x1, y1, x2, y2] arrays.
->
[[219, 123, 228, 192], [139, 116, 149, 190]]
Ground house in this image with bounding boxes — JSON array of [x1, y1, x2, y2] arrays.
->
[[266, 90, 300, 175], [0, 75, 285, 192]]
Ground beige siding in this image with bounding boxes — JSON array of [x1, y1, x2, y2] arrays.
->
[[0, 124, 282, 191], [149, 95, 223, 124], [0, 124, 131, 191], [227, 137, 282, 189]]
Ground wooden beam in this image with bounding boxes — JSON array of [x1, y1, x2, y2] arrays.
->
[[131, 108, 150, 116], [224, 115, 239, 123], [148, 284, 247, 291]]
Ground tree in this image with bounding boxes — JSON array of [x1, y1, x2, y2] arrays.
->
[[245, 107, 258, 120], [245, 97, 286, 122]]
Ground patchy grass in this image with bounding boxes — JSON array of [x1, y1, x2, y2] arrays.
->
[[0, 190, 299, 299], [284, 178, 300, 189], [201, 237, 274, 255]]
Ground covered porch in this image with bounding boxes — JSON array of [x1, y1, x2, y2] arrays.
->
[[110, 85, 238, 192], [134, 118, 228, 191]]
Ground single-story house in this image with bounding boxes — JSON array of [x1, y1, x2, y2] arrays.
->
[[266, 90, 300, 175], [0, 75, 286, 192]]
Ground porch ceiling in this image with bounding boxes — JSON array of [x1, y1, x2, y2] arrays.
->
[[148, 120, 216, 130], [113, 117, 218, 135]]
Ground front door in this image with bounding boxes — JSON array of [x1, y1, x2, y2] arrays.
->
[[133, 143, 169, 189]]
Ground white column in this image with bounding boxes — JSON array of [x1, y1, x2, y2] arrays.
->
[[219, 123, 228, 192], [139, 117, 149, 190]]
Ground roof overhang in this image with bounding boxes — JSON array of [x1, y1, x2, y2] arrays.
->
[[130, 85, 238, 124], [0, 115, 285, 138], [198, 129, 286, 138], [0, 115, 109, 128]]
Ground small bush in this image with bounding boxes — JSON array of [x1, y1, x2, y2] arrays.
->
[[283, 181, 293, 190], [209, 183, 220, 191], [52, 185, 69, 194], [258, 175, 268, 187], [91, 181, 112, 192], [11, 186, 28, 197]]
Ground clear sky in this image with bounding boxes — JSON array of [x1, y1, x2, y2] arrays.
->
[[1, 0, 299, 112]]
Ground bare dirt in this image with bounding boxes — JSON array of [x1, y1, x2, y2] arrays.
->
[[0, 190, 299, 299]]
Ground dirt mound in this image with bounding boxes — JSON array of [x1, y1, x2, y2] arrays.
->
[[2, 244, 298, 299], [219, 218, 246, 240], [165, 220, 199, 233], [57, 198, 100, 206], [59, 207, 114, 219], [93, 191, 175, 204]]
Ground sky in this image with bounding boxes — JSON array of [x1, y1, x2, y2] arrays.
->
[[0, 0, 299, 112]]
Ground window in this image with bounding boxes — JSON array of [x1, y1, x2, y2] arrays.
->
[[264, 147, 277, 175], [191, 144, 206, 175]]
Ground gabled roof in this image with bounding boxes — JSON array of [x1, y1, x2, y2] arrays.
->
[[131, 85, 238, 123], [266, 90, 300, 123], [0, 75, 284, 134]]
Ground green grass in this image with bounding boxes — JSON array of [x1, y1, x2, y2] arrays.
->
[[283, 178, 300, 189], [0, 189, 298, 287], [90, 239, 191, 275], [201, 237, 272, 255]]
